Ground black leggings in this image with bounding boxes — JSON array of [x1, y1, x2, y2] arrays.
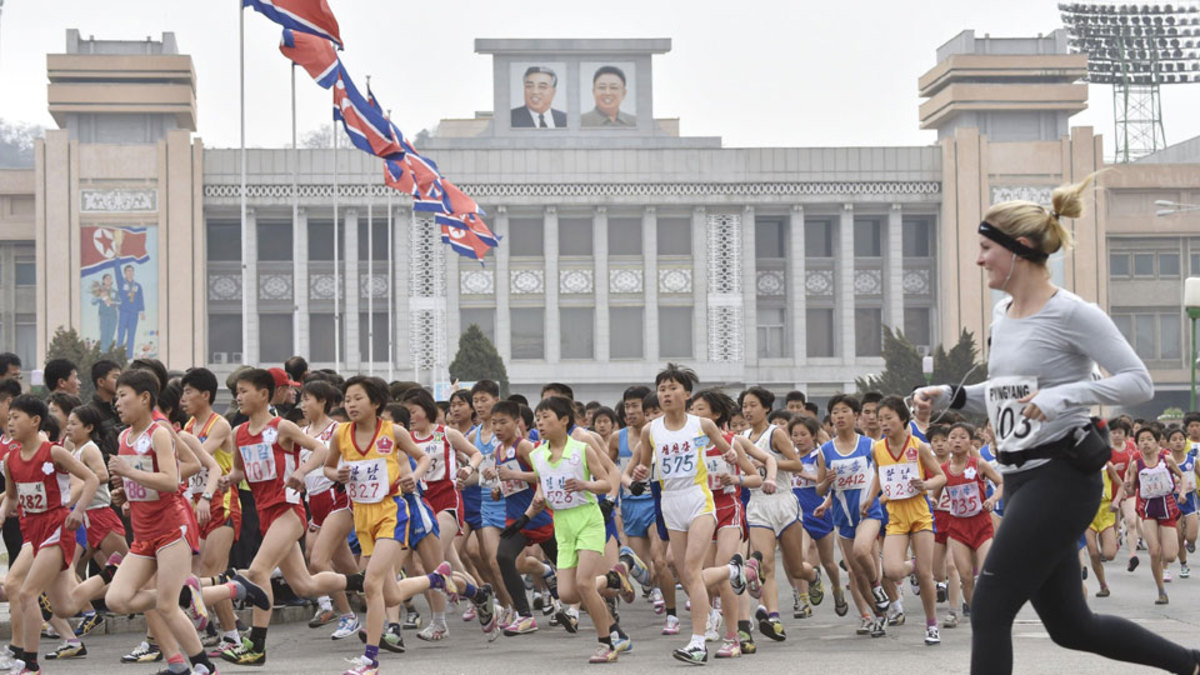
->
[[972, 457, 1196, 674], [497, 531, 557, 617]]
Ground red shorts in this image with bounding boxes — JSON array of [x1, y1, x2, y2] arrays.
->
[[130, 523, 199, 558], [933, 509, 951, 546], [947, 512, 994, 552], [84, 506, 126, 550], [307, 488, 350, 529], [712, 496, 745, 542], [258, 500, 307, 539], [425, 483, 465, 532], [22, 511, 77, 570], [199, 491, 243, 541], [517, 520, 555, 546]]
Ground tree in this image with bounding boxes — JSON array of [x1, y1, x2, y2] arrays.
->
[[933, 328, 989, 389], [45, 326, 128, 400], [855, 326, 988, 397], [448, 325, 508, 396], [0, 119, 44, 168]]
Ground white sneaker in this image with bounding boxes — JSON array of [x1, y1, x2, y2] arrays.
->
[[331, 614, 361, 640], [925, 624, 941, 646], [704, 608, 722, 642], [662, 614, 681, 635]]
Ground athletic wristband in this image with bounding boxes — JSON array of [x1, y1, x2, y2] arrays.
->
[[947, 385, 967, 410]]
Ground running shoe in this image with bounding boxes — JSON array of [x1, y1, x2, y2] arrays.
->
[[462, 604, 477, 622], [792, 588, 803, 616], [794, 603, 812, 619], [925, 625, 941, 646], [183, 575, 210, 631], [738, 629, 757, 654], [403, 608, 423, 630], [943, 611, 959, 628], [809, 568, 825, 606], [342, 655, 379, 675], [1096, 586, 1111, 598], [501, 606, 519, 631], [871, 584, 891, 613], [232, 574, 271, 611], [910, 571, 921, 595], [474, 585, 498, 636], [761, 616, 786, 642], [937, 581, 948, 603], [1128, 555, 1140, 572], [122, 641, 163, 663], [432, 562, 459, 598], [589, 644, 618, 664], [650, 587, 666, 614], [208, 637, 240, 659], [857, 616, 873, 635], [1156, 591, 1170, 605], [612, 634, 633, 654], [1181, 563, 1191, 579], [532, 591, 545, 612], [715, 638, 741, 658], [605, 595, 621, 625], [381, 623, 406, 653], [504, 615, 538, 636], [618, 545, 651, 587], [1164, 569, 1173, 583], [38, 593, 53, 621], [662, 614, 680, 635], [74, 612, 104, 637], [705, 608, 722, 642], [201, 629, 223, 648], [870, 615, 887, 638], [331, 614, 361, 640], [45, 641, 87, 660], [41, 621, 59, 639], [416, 623, 448, 642], [555, 607, 579, 634], [0, 647, 17, 671], [309, 607, 336, 628], [672, 644, 708, 665], [611, 564, 636, 605], [745, 556, 763, 599], [1189, 540, 1197, 554], [834, 589, 849, 617], [220, 640, 265, 666], [728, 553, 747, 595], [888, 603, 906, 626]]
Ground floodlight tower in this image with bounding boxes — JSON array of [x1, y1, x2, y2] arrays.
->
[[1060, 2, 1200, 162]]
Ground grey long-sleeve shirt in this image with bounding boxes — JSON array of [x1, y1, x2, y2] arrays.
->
[[948, 289, 1153, 474]]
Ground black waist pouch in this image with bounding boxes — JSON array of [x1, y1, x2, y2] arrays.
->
[[1058, 417, 1111, 474]]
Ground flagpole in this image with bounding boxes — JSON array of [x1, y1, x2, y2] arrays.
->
[[291, 63, 299, 358], [239, 0, 249, 366], [367, 199, 374, 375], [387, 188, 394, 382], [333, 118, 341, 373]]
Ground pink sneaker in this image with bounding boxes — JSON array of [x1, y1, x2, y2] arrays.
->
[[745, 558, 763, 600]]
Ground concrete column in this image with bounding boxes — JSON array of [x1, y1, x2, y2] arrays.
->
[[691, 207, 707, 361], [838, 203, 856, 364], [885, 203, 905, 334], [593, 207, 610, 361], [293, 208, 310, 357], [494, 207, 512, 362], [343, 208, 359, 371], [392, 206, 412, 378], [544, 206, 559, 363], [788, 204, 807, 362], [643, 206, 659, 362], [243, 208, 259, 365], [742, 205, 757, 365]]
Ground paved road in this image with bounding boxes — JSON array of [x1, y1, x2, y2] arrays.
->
[[35, 558, 1200, 674]]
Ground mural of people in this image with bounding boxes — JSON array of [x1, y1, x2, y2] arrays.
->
[[80, 225, 157, 359], [89, 272, 119, 351], [116, 264, 145, 358]]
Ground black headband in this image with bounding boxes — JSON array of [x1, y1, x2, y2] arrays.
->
[[978, 221, 1048, 263]]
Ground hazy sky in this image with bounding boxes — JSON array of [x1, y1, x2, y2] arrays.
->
[[4, 0, 1200, 155]]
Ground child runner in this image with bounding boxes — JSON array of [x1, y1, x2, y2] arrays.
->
[[1166, 426, 1198, 578], [790, 415, 847, 618], [926, 424, 961, 627], [1086, 454, 1125, 598], [1124, 425, 1186, 605], [467, 380, 518, 631], [938, 422, 1002, 613], [1108, 418, 1142, 572]]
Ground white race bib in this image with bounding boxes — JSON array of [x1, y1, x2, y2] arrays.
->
[[986, 376, 1042, 455], [188, 468, 209, 495], [946, 482, 982, 518], [347, 457, 388, 504], [657, 438, 702, 479], [1139, 464, 1174, 499], [880, 461, 920, 501], [1183, 470, 1197, 494], [16, 482, 48, 514], [498, 458, 528, 497], [123, 455, 160, 502], [240, 443, 278, 483], [829, 457, 871, 493], [478, 456, 498, 490], [705, 452, 734, 493]]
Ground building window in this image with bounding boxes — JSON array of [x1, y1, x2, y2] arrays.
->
[[14, 261, 36, 286], [460, 308, 496, 345], [755, 219, 786, 258], [902, 218, 933, 257], [258, 314, 294, 363], [559, 217, 593, 256], [357, 218, 390, 261], [608, 217, 642, 256], [1109, 253, 1130, 278], [15, 313, 36, 369], [657, 217, 692, 255], [560, 308, 595, 359], [1159, 253, 1181, 278], [511, 308, 545, 359], [257, 221, 293, 262], [307, 220, 342, 261], [1133, 253, 1155, 277], [309, 313, 337, 362], [805, 219, 833, 257], [609, 307, 644, 359], [208, 314, 243, 364], [854, 218, 882, 257], [207, 221, 242, 261], [855, 307, 883, 357], [358, 312, 388, 361], [757, 305, 787, 358], [1191, 253, 1200, 276], [659, 306, 693, 358], [904, 307, 932, 348], [1114, 310, 1182, 362], [806, 308, 834, 357], [508, 218, 544, 257]]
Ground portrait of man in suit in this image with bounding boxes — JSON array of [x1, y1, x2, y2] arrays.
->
[[511, 66, 567, 129], [581, 65, 637, 128]]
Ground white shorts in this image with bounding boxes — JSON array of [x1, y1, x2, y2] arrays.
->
[[660, 486, 715, 533], [746, 491, 802, 537]]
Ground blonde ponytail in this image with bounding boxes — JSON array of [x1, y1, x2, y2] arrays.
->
[[982, 171, 1101, 261]]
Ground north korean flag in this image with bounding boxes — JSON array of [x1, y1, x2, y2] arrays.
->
[[279, 28, 339, 88], [81, 226, 150, 274], [440, 223, 492, 262], [333, 70, 404, 160], [244, 0, 343, 48]]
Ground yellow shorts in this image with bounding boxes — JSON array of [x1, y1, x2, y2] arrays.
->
[[352, 494, 438, 557], [884, 498, 934, 537], [1090, 500, 1117, 533]]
